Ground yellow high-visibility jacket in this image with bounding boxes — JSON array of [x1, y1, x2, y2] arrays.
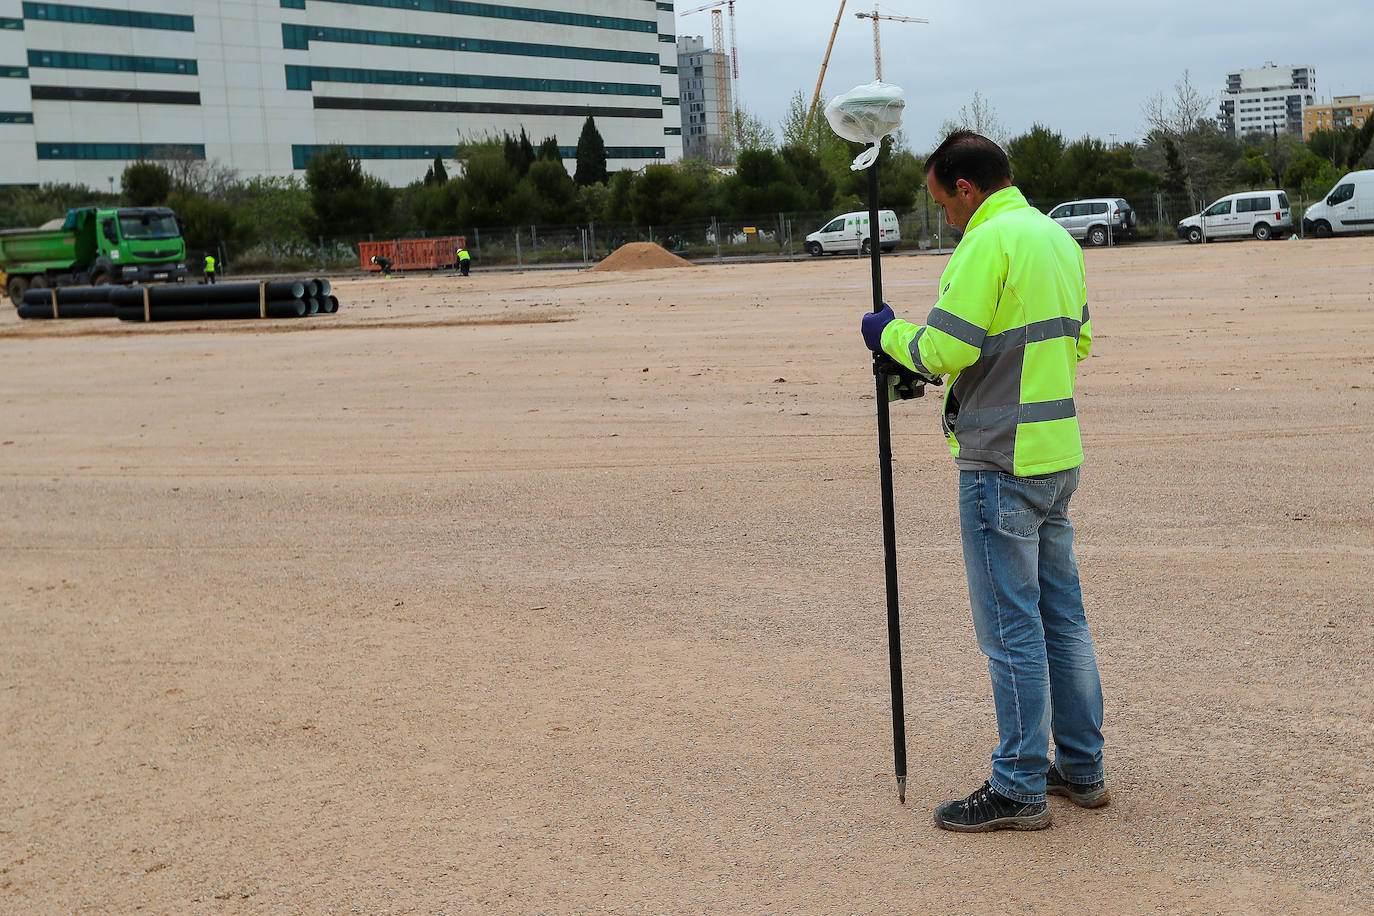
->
[[880, 186, 1092, 476]]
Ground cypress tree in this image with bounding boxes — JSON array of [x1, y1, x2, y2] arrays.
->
[[574, 115, 609, 186]]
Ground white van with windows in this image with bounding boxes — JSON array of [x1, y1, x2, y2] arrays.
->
[[1302, 170, 1374, 237], [1177, 190, 1292, 243], [804, 209, 900, 256]]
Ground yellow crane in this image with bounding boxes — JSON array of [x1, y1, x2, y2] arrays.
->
[[854, 4, 927, 81], [804, 0, 849, 133], [805, 3, 928, 133]]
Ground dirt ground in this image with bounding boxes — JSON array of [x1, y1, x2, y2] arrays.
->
[[2, 238, 1371, 914]]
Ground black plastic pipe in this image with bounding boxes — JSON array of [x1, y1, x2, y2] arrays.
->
[[109, 280, 306, 307], [17, 301, 118, 319], [22, 286, 120, 306], [115, 299, 308, 321]]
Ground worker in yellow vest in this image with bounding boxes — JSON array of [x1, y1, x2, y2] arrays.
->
[[203, 253, 216, 285], [861, 131, 1105, 833], [457, 245, 471, 277]]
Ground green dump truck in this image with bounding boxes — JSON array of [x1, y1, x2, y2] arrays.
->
[[1, 206, 190, 305]]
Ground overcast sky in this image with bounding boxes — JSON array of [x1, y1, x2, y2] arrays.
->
[[675, 1, 1368, 153]]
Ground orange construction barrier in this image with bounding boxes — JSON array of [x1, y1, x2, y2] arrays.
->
[[359, 235, 466, 271]]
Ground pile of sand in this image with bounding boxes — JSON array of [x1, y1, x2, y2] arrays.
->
[[588, 241, 695, 271]]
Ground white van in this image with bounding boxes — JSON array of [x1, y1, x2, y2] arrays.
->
[[1177, 190, 1292, 243], [804, 209, 900, 256], [1302, 169, 1374, 237]]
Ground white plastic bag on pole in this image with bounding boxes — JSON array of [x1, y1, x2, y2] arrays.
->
[[824, 81, 906, 171]]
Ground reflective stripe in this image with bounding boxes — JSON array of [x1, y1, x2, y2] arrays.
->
[[905, 326, 934, 376], [1081, 302, 1090, 324], [927, 307, 986, 348], [982, 316, 1082, 356], [953, 398, 1077, 431]]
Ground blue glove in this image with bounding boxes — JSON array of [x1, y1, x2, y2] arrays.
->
[[861, 303, 895, 352]]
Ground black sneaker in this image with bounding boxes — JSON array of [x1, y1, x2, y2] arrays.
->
[[933, 782, 1050, 832], [1045, 766, 1111, 808]]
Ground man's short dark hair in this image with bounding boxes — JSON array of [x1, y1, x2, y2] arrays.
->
[[925, 130, 1012, 194]]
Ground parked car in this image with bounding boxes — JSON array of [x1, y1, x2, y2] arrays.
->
[[1047, 198, 1138, 246], [1302, 169, 1374, 237], [1176, 190, 1292, 243], [804, 209, 900, 256]]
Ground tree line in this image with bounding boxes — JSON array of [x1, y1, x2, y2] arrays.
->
[[2, 77, 1372, 259]]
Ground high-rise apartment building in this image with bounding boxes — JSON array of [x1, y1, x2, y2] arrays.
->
[[675, 34, 730, 164], [1218, 63, 1315, 137], [0, 0, 683, 189]]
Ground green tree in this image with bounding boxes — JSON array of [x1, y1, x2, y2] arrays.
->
[[521, 158, 579, 224], [731, 104, 777, 154], [603, 170, 635, 223], [1348, 116, 1374, 168], [574, 116, 609, 187], [1160, 136, 1187, 196], [121, 161, 171, 206], [166, 190, 236, 251], [628, 165, 690, 225], [937, 90, 1008, 147], [423, 154, 449, 185], [304, 145, 392, 237], [226, 175, 313, 245], [725, 148, 808, 216], [832, 136, 919, 212], [1307, 127, 1358, 168], [779, 143, 836, 213], [780, 89, 830, 157], [1006, 125, 1069, 208], [0, 183, 109, 230], [537, 136, 561, 162], [395, 177, 461, 234], [457, 139, 520, 226]]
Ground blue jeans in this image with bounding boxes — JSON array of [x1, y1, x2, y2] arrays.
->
[[959, 467, 1105, 803]]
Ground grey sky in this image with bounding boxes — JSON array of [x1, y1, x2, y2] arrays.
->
[[677, 1, 1368, 153]]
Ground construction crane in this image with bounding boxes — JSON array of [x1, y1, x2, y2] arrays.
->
[[682, 1, 740, 80], [682, 0, 739, 152], [854, 4, 927, 82], [804, 0, 848, 133]]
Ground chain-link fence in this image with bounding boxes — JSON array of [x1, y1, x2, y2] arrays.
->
[[206, 188, 1321, 278], [212, 200, 967, 277]]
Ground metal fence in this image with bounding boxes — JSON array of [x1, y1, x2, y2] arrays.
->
[[209, 188, 1320, 277]]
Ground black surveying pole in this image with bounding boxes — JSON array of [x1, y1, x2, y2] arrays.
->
[[866, 150, 908, 805]]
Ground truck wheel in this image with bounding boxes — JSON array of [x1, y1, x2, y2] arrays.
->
[[1186, 227, 1203, 244], [1252, 223, 1272, 241], [90, 270, 112, 286], [29, 275, 49, 290], [7, 275, 28, 305], [1087, 225, 1108, 247], [860, 238, 872, 255], [1312, 220, 1332, 238], [805, 241, 823, 257]]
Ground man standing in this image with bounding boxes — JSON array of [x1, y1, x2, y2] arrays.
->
[[203, 252, 216, 285], [457, 244, 471, 277], [860, 131, 1107, 832]]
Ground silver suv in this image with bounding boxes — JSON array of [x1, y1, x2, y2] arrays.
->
[[1047, 198, 1138, 246]]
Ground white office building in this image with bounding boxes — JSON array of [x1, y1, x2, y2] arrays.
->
[[0, 0, 683, 189], [676, 34, 728, 164], [1218, 62, 1316, 138]]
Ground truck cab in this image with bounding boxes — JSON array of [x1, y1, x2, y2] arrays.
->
[[1, 205, 188, 304]]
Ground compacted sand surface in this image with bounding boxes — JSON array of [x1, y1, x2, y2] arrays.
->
[[2, 239, 1371, 913]]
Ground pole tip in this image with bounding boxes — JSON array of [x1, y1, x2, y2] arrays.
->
[[897, 776, 907, 805]]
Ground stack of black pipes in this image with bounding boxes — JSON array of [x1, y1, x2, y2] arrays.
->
[[16, 279, 339, 321]]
